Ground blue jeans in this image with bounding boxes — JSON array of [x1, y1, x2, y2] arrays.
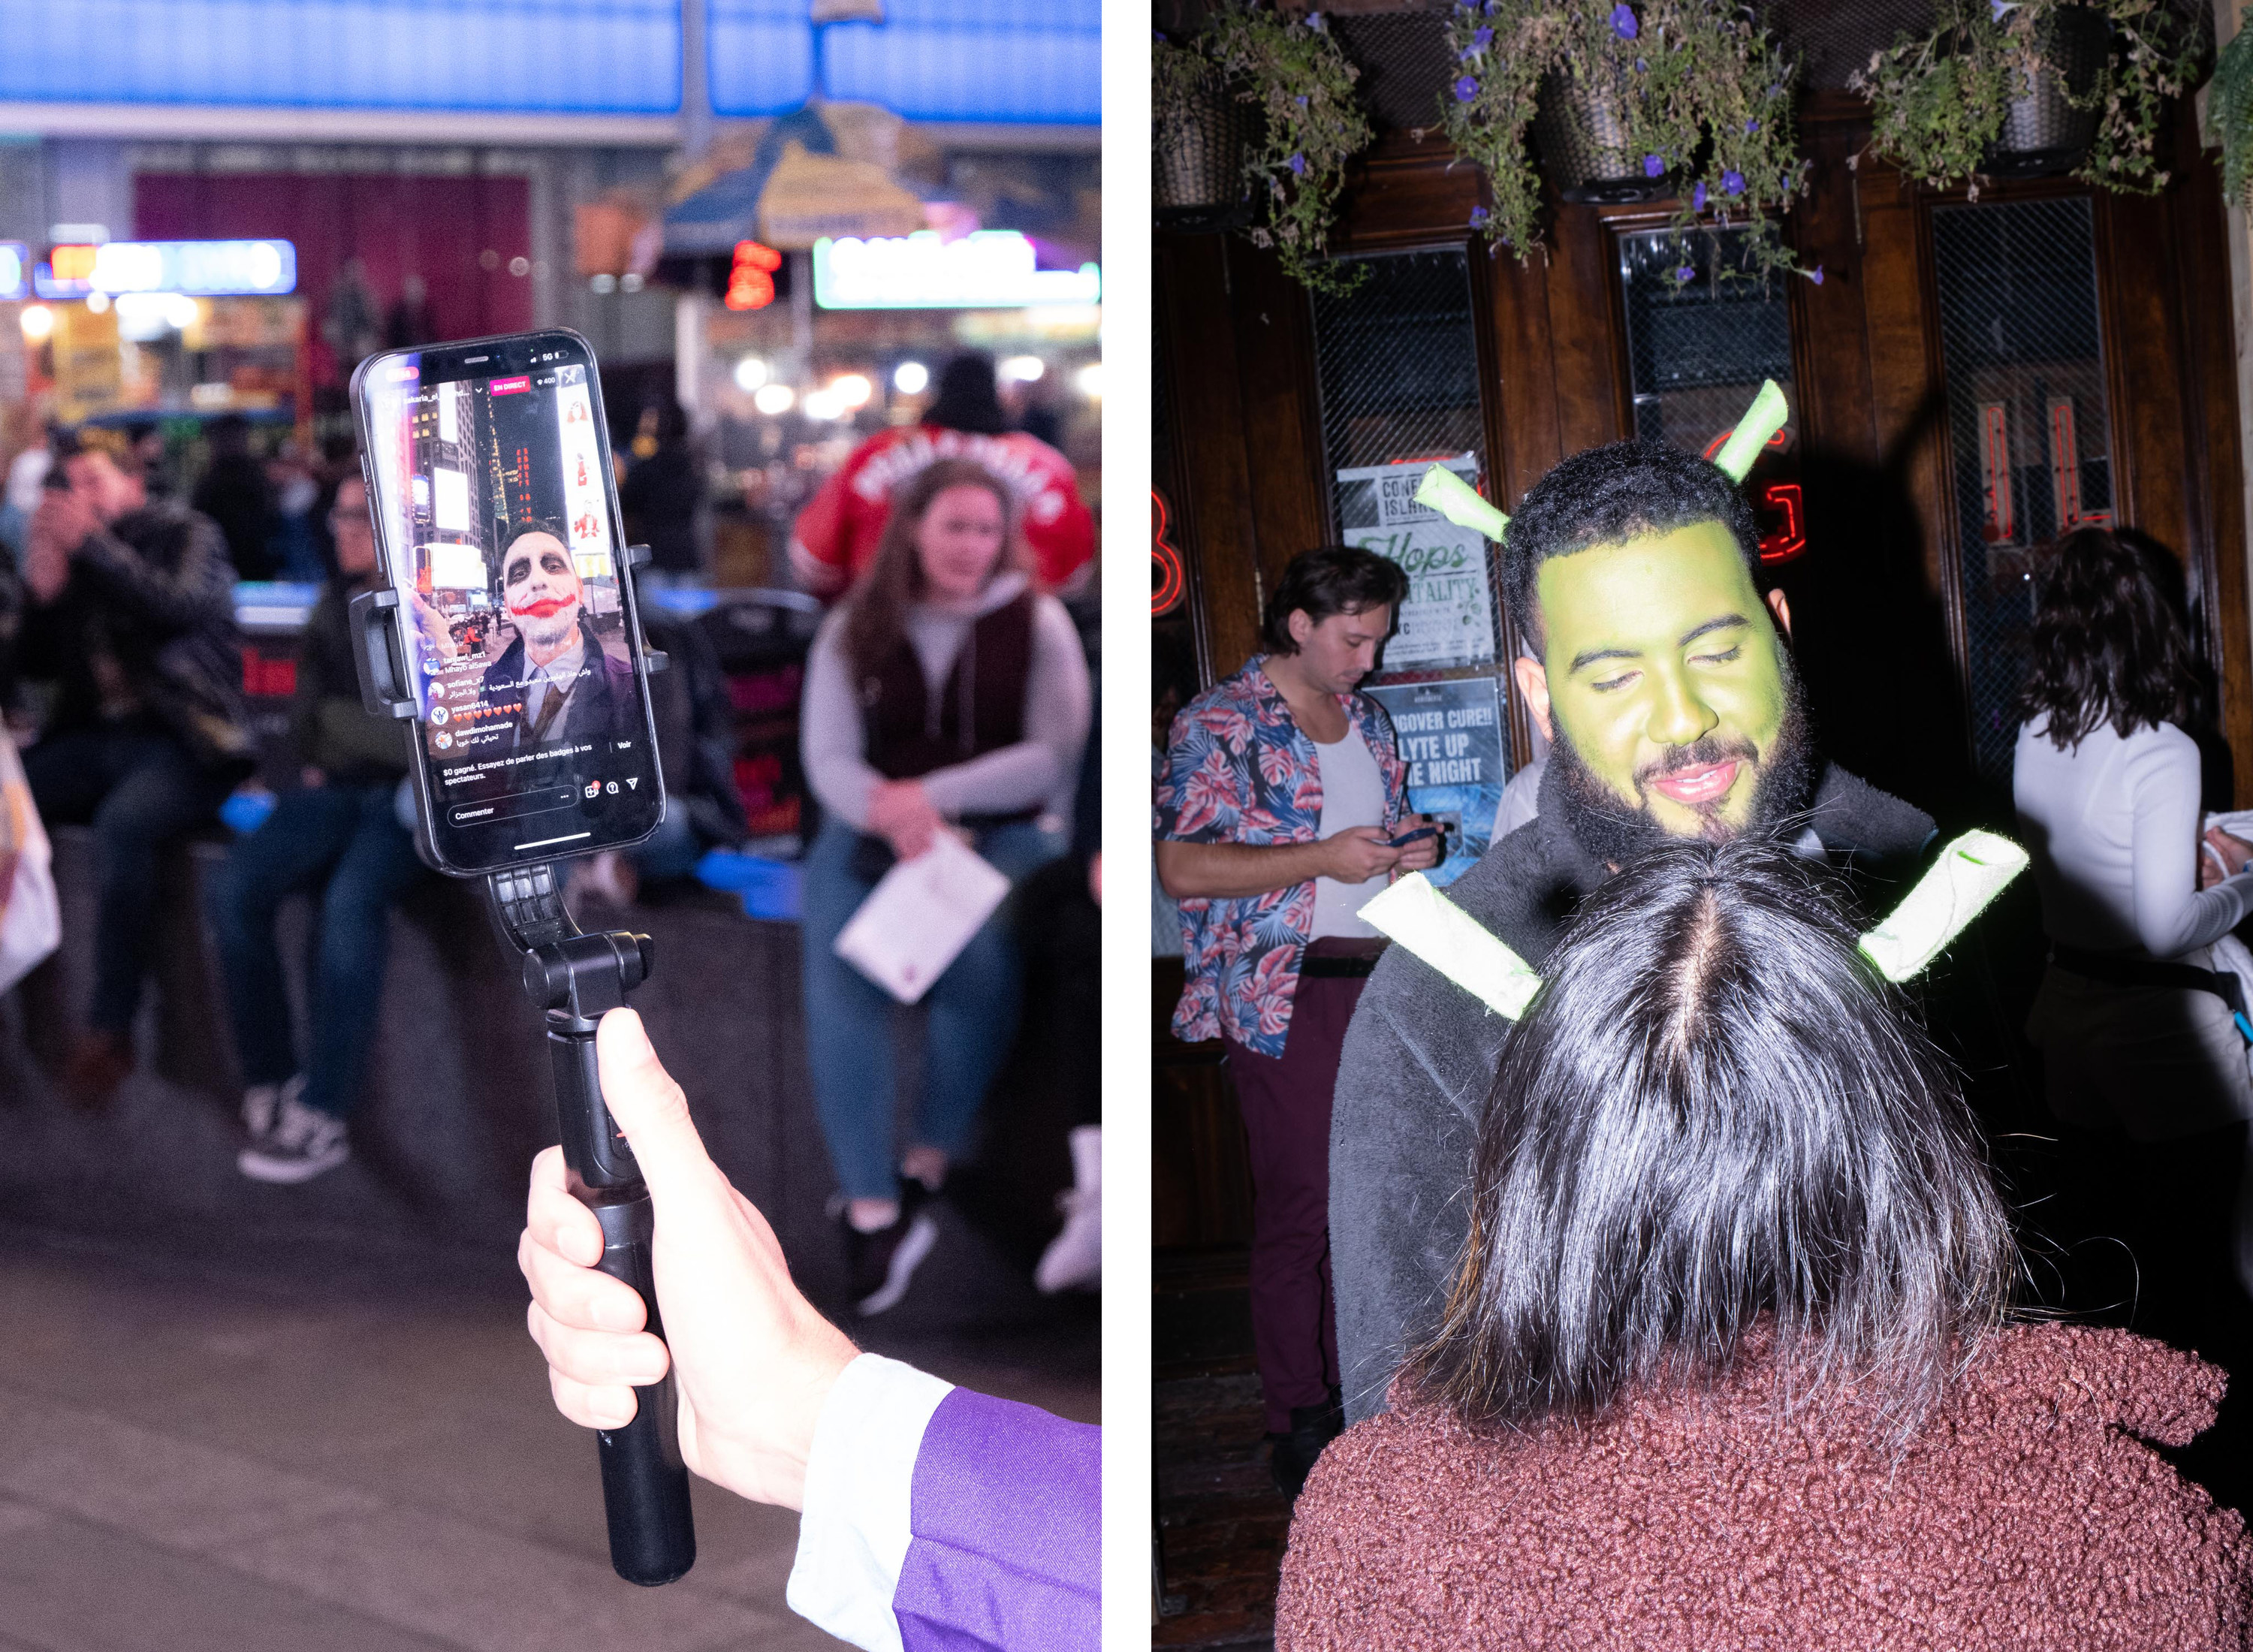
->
[[25, 727, 236, 1035], [799, 816, 1063, 1201], [208, 783, 428, 1120]]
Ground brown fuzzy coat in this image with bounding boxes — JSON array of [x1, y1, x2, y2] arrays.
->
[[1277, 1324, 2249, 1650]]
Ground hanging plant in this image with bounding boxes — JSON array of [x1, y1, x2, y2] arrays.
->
[[1205, 5, 1374, 294], [1156, 32, 1259, 228], [1851, 0, 2203, 198], [2209, 17, 2253, 206], [1441, 2, 1811, 286]]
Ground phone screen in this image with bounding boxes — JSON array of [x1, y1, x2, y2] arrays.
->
[[354, 331, 662, 873]]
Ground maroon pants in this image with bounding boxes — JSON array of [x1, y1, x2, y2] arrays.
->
[[1223, 958, 1366, 1436]]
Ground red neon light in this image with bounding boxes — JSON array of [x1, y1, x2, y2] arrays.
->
[[1757, 481, 1806, 563], [1977, 401, 2013, 544], [725, 240, 783, 311], [1700, 424, 1791, 464], [1152, 489, 1185, 615], [2047, 395, 2082, 530]]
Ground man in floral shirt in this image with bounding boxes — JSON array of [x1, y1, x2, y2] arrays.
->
[[1156, 545, 1439, 1500]]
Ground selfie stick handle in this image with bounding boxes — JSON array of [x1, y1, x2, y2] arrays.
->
[[487, 864, 697, 1588]]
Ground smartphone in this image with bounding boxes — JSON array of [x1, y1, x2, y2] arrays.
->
[[349, 330, 664, 876], [1388, 824, 1440, 850]]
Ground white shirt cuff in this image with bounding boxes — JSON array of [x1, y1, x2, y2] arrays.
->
[[785, 1352, 955, 1652]]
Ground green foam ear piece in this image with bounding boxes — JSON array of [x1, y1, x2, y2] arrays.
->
[[1856, 830, 2030, 983], [1359, 872, 1542, 1018], [1414, 466, 1510, 543], [1712, 379, 1789, 483]]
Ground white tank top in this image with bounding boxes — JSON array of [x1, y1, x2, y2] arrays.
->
[[1309, 722, 1389, 939]]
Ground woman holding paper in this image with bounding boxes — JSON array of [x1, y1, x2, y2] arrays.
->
[[797, 457, 1090, 1315], [2013, 526, 2253, 1320]]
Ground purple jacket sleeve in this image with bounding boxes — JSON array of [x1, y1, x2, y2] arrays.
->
[[894, 1388, 1101, 1650]]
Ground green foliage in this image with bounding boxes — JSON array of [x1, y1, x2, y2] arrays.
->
[[1201, 6, 1374, 294], [1852, 0, 2204, 197], [2206, 19, 2253, 206], [1440, 1, 1810, 286]]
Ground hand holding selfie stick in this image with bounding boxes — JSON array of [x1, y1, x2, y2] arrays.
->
[[348, 547, 693, 1587], [487, 862, 696, 1586]]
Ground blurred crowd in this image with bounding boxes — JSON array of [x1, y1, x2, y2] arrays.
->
[[0, 346, 1099, 1313]]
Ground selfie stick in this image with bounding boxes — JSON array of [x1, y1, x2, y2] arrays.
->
[[348, 547, 693, 1586], [487, 861, 696, 1586]]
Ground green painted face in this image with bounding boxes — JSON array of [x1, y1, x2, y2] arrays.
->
[[1535, 522, 1790, 839]]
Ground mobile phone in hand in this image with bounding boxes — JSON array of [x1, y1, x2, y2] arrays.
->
[[1388, 824, 1440, 850]]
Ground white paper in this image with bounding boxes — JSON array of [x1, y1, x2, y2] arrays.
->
[[1336, 454, 1495, 669], [833, 833, 1012, 1004]]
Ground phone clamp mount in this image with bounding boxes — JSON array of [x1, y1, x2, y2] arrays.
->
[[345, 544, 693, 1587]]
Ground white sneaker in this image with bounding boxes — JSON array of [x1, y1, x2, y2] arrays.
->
[[240, 1072, 302, 1139], [238, 1095, 349, 1184], [1035, 1124, 1102, 1293]]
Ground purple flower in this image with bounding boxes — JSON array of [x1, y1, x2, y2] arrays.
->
[[1296, 93, 1309, 107], [1722, 168, 1745, 195], [1636, 57, 1648, 71], [1745, 117, 1760, 134], [1692, 180, 1707, 210], [1289, 152, 1307, 176], [1643, 153, 1664, 178], [1455, 74, 1479, 101], [1473, 26, 1491, 47], [1808, 264, 1825, 285], [1675, 264, 1696, 282], [1990, 0, 2016, 21], [1470, 206, 1490, 228], [1610, 4, 1638, 39]]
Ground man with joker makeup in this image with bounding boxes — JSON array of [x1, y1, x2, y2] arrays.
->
[[478, 520, 638, 751], [1330, 399, 1940, 1428]]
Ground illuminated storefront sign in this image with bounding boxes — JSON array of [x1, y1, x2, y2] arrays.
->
[[812, 231, 1100, 311], [0, 242, 25, 300], [34, 240, 296, 300]]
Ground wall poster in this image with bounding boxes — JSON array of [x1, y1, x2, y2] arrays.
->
[[1335, 453, 1495, 671], [1365, 675, 1507, 889]]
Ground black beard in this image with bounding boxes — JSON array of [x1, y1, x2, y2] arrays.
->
[[1549, 663, 1818, 868]]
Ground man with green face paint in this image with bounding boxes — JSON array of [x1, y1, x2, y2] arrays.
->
[[1329, 440, 1936, 1427]]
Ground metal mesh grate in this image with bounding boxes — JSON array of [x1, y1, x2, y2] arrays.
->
[[1329, 7, 1458, 134], [1618, 228, 1796, 453], [1313, 248, 1485, 484], [1931, 195, 2113, 785]]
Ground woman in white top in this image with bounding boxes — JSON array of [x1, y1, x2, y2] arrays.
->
[[797, 457, 1090, 1316], [2013, 526, 2253, 1307]]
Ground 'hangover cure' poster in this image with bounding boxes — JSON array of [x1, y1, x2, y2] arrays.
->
[[1365, 676, 1507, 889], [1335, 453, 1496, 671]]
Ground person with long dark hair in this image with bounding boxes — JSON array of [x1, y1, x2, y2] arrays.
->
[[2014, 526, 2253, 1347], [798, 457, 1090, 1315], [1279, 840, 2251, 1649]]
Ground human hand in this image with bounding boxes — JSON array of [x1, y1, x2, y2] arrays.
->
[[2203, 828, 2253, 888], [520, 1008, 860, 1512], [24, 490, 93, 603], [867, 777, 943, 861], [408, 591, 460, 663], [1323, 824, 1402, 884], [1392, 816, 1444, 874]]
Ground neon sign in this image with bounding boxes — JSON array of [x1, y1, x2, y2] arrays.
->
[[725, 240, 782, 311], [0, 243, 26, 301], [1153, 490, 1185, 616], [813, 231, 1101, 311], [1757, 482, 1805, 564], [34, 240, 295, 300]]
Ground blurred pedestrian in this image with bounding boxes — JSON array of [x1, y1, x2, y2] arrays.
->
[[20, 434, 252, 1107], [192, 413, 276, 580], [789, 352, 1093, 601], [618, 399, 707, 587], [798, 457, 1090, 1314], [207, 472, 428, 1182]]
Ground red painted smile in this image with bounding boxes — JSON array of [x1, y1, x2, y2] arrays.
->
[[511, 598, 571, 619], [1649, 760, 1740, 806]]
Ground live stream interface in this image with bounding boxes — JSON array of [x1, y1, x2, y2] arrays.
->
[[368, 360, 656, 852]]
